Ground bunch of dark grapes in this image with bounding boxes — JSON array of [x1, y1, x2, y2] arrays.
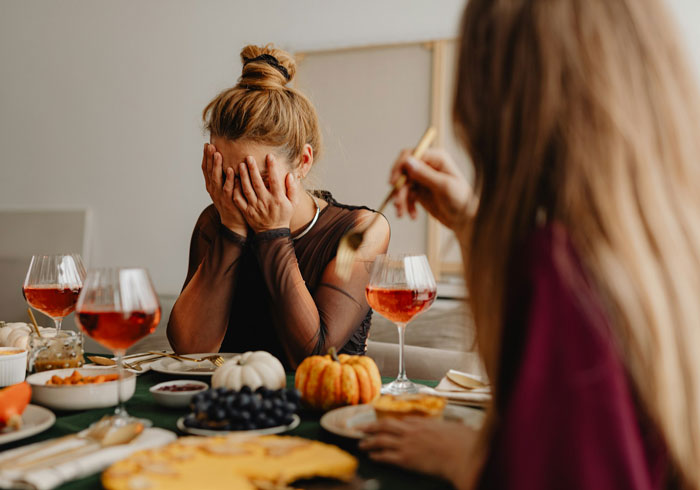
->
[[184, 386, 301, 431]]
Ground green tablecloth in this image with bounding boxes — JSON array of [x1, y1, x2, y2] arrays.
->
[[3, 368, 451, 490]]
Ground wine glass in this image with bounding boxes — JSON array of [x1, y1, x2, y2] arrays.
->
[[75, 268, 161, 423], [23, 254, 86, 333], [366, 254, 437, 394]]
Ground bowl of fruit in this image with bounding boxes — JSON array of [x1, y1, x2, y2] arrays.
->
[[149, 379, 209, 408], [178, 385, 302, 436]]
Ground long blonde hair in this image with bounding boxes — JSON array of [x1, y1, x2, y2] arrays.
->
[[454, 0, 700, 486]]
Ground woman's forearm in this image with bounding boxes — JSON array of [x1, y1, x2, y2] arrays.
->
[[253, 230, 322, 364], [167, 231, 245, 353]]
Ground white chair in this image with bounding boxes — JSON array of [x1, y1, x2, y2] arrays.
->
[[366, 340, 485, 381]]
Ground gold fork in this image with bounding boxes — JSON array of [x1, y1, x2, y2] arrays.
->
[[334, 127, 437, 282], [148, 351, 225, 367]]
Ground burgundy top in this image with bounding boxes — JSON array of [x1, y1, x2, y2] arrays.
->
[[477, 225, 668, 489]]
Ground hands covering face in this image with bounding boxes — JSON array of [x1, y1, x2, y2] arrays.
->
[[202, 143, 248, 236], [202, 143, 301, 236], [233, 154, 301, 233]]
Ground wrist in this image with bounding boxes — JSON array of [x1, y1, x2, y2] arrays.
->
[[222, 222, 247, 238]]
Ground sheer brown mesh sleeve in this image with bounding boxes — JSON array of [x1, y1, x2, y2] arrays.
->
[[254, 210, 390, 368], [167, 206, 246, 353]]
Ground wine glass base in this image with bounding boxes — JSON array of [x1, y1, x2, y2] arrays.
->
[[381, 379, 420, 395]]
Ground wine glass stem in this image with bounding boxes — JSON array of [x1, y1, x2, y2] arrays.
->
[[53, 317, 62, 332], [395, 322, 408, 382], [114, 349, 127, 419]]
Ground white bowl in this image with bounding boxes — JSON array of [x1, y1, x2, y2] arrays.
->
[[149, 379, 208, 409], [26, 367, 136, 410], [0, 347, 27, 386]]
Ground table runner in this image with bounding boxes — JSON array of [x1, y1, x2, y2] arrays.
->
[[2, 368, 452, 490]]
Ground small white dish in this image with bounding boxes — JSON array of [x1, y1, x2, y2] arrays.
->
[[320, 403, 485, 439], [150, 353, 237, 377], [0, 404, 55, 445], [26, 367, 136, 411], [149, 379, 209, 409], [0, 347, 27, 387], [176, 414, 300, 437]]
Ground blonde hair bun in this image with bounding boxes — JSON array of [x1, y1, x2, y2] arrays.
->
[[239, 44, 296, 90]]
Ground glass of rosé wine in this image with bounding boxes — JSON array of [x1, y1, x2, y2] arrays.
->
[[366, 254, 437, 394], [76, 268, 161, 423], [23, 254, 86, 333]]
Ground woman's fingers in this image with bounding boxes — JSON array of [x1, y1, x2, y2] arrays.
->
[[361, 418, 409, 436], [407, 186, 419, 219], [238, 161, 258, 204], [211, 152, 223, 188], [223, 167, 234, 197], [246, 156, 267, 197], [390, 149, 413, 186], [359, 433, 403, 451], [367, 449, 404, 466], [403, 157, 448, 193], [232, 177, 248, 212], [266, 154, 285, 197], [393, 184, 409, 218]]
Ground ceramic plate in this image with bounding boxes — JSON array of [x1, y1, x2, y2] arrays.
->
[[0, 405, 55, 445], [150, 353, 237, 377], [176, 414, 300, 436], [85, 352, 175, 374], [320, 403, 486, 439], [26, 367, 136, 411]]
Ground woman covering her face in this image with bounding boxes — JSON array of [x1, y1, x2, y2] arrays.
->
[[167, 44, 390, 369], [361, 0, 700, 488]]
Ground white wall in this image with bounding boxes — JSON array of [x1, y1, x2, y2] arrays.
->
[[0, 0, 466, 295], [1, 0, 699, 296]]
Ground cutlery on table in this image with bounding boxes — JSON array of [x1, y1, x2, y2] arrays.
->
[[148, 351, 225, 367], [334, 127, 437, 282], [87, 353, 165, 371], [0, 416, 142, 471], [13, 421, 144, 472]]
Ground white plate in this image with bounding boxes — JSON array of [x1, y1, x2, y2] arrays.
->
[[320, 403, 485, 439], [26, 367, 136, 411], [85, 352, 168, 374], [176, 414, 300, 436], [0, 404, 55, 445], [150, 353, 237, 377]]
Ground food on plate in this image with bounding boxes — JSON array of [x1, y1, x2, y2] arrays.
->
[[184, 386, 301, 431], [102, 434, 358, 490], [0, 349, 24, 356], [0, 382, 31, 430], [211, 351, 285, 391], [295, 348, 381, 411], [373, 393, 447, 420], [156, 383, 206, 392], [46, 370, 119, 386]]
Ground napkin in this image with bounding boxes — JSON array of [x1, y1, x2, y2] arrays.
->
[[418, 370, 492, 408], [0, 427, 176, 490]]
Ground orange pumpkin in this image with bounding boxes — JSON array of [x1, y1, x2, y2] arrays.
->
[[295, 349, 382, 411]]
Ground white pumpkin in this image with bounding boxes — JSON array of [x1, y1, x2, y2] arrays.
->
[[0, 322, 53, 349], [212, 351, 286, 391]]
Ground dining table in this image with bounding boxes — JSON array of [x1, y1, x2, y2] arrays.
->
[[2, 360, 455, 490]]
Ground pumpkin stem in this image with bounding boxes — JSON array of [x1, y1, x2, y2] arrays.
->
[[328, 346, 340, 363]]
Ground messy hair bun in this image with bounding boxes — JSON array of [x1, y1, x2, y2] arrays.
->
[[239, 44, 296, 90], [203, 44, 321, 164]]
